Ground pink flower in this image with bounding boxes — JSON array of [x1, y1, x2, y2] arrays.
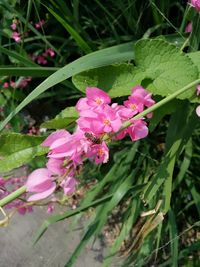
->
[[0, 177, 6, 186], [3, 82, 9, 89], [12, 32, 21, 42], [196, 85, 200, 96], [47, 203, 55, 213], [10, 80, 15, 88], [61, 176, 77, 195], [48, 129, 90, 164], [44, 48, 55, 57], [18, 77, 31, 88], [26, 168, 56, 201], [127, 120, 149, 141], [37, 55, 47, 65], [10, 22, 17, 30], [87, 141, 109, 164], [131, 86, 155, 108], [185, 22, 192, 33], [123, 96, 144, 116], [86, 87, 111, 107], [190, 0, 200, 12], [78, 106, 122, 135], [42, 130, 71, 147], [76, 87, 111, 112], [196, 105, 200, 117], [46, 158, 66, 176], [35, 19, 45, 29]]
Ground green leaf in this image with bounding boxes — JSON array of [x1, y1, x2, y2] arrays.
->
[[73, 39, 198, 99], [134, 39, 198, 99], [187, 51, 200, 103], [188, 51, 200, 75], [0, 41, 135, 131], [72, 63, 136, 97], [40, 106, 78, 129], [0, 133, 48, 172]]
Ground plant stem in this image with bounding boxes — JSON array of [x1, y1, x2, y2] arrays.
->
[[0, 186, 26, 207], [104, 78, 200, 140]]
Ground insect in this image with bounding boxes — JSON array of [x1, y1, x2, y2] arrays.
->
[[84, 132, 101, 144]]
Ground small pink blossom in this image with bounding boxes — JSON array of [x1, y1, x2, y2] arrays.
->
[[185, 22, 192, 33], [131, 86, 155, 108], [44, 48, 55, 57], [196, 105, 200, 117], [61, 176, 77, 195], [48, 130, 90, 164], [35, 19, 45, 29], [10, 80, 15, 88], [12, 31, 21, 42], [123, 96, 144, 116], [190, 0, 200, 12], [46, 158, 66, 176], [3, 82, 9, 89], [76, 87, 111, 112], [0, 177, 6, 186], [18, 77, 32, 88], [196, 85, 200, 96], [42, 130, 71, 147], [26, 168, 56, 201], [47, 203, 55, 213], [127, 120, 149, 141], [37, 55, 47, 65], [87, 141, 109, 164], [77, 106, 122, 135], [10, 22, 17, 30]]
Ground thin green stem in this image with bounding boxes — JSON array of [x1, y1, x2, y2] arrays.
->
[[104, 78, 200, 140], [0, 186, 26, 207]]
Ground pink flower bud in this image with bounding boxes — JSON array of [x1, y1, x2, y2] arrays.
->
[[26, 168, 56, 201]]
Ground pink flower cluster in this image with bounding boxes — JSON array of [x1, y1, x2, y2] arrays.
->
[[190, 0, 200, 11], [0, 176, 32, 215], [10, 19, 21, 43], [25, 86, 155, 202], [2, 77, 32, 89], [76, 86, 154, 141], [10, 18, 46, 43], [31, 48, 55, 65], [35, 19, 45, 29]]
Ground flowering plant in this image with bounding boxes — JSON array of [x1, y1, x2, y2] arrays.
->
[[0, 1, 200, 266]]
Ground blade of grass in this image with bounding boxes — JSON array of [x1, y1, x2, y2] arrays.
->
[[0, 41, 135, 131], [185, 176, 200, 217], [173, 139, 193, 190], [102, 198, 140, 267], [46, 6, 92, 54], [168, 209, 178, 267], [0, 67, 59, 77], [0, 46, 37, 67]]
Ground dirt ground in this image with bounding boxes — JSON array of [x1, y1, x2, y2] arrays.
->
[[0, 207, 105, 267]]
